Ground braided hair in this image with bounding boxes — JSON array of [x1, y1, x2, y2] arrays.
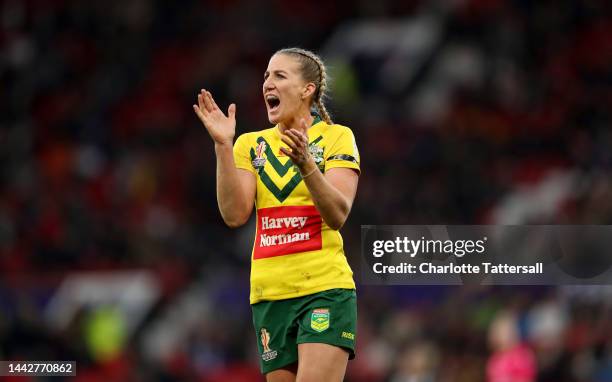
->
[[276, 47, 332, 125]]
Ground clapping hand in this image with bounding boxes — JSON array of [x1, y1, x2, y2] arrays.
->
[[193, 89, 236, 146]]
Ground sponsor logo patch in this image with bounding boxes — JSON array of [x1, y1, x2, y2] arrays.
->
[[341, 331, 355, 340], [254, 205, 322, 260], [311, 308, 330, 332], [260, 328, 278, 362]]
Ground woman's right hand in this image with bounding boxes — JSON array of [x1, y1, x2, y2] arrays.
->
[[193, 89, 236, 146]]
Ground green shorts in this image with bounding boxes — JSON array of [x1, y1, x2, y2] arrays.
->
[[252, 288, 357, 374]]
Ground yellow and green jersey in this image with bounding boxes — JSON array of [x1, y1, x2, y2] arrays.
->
[[233, 116, 360, 304]]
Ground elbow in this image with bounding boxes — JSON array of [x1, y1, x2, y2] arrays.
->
[[326, 202, 351, 231], [220, 203, 252, 228], [328, 214, 348, 231], [222, 212, 250, 229], [328, 220, 344, 231], [224, 218, 246, 229], [327, 206, 351, 231], [224, 216, 250, 228]]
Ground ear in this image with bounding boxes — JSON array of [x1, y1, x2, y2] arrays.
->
[[301, 83, 316, 100]]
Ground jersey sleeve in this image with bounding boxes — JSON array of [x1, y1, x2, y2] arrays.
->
[[233, 133, 256, 174], [325, 126, 360, 174]]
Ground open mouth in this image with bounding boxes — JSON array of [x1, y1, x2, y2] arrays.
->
[[266, 95, 281, 112]]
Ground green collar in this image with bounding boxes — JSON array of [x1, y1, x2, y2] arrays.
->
[[311, 112, 322, 126]]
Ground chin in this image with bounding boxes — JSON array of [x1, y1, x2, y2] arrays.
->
[[267, 111, 281, 124]]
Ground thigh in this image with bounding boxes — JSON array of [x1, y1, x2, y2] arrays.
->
[[266, 363, 297, 382], [296, 343, 348, 382]]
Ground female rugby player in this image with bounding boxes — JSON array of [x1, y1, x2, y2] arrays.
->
[[193, 47, 360, 382]]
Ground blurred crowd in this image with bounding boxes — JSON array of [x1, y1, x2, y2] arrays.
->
[[1, 0, 611, 381]]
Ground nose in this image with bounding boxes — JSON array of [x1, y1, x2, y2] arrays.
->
[[263, 77, 274, 92]]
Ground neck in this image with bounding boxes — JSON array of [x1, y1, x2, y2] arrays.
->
[[278, 111, 314, 134]]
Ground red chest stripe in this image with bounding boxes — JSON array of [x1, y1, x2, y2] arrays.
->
[[254, 205, 322, 260]]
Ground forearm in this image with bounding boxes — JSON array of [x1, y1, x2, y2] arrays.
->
[[215, 143, 252, 227], [300, 160, 350, 230]]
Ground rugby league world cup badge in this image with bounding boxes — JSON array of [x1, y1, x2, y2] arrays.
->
[[252, 141, 267, 170], [260, 328, 278, 361]]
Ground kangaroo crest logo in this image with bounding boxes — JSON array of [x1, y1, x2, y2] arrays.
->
[[310, 308, 330, 332]]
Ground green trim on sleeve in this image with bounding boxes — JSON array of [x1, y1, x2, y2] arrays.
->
[[327, 154, 358, 164]]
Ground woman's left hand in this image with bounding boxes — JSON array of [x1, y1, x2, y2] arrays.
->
[[279, 119, 315, 170]]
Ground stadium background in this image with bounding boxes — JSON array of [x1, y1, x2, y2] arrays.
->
[[1, 0, 611, 381]]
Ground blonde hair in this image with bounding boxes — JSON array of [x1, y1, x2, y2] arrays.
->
[[276, 47, 332, 125]]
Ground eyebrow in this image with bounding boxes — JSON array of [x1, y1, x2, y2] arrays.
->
[[264, 69, 288, 76]]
